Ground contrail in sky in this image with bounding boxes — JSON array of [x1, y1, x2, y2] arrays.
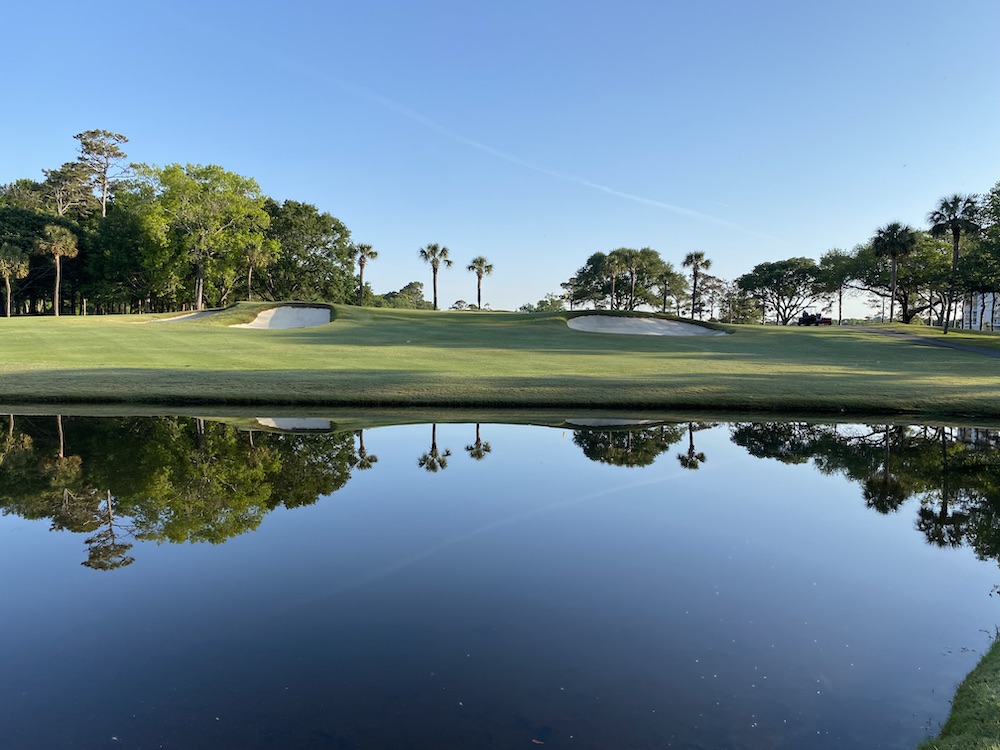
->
[[330, 78, 786, 242], [253, 45, 786, 244]]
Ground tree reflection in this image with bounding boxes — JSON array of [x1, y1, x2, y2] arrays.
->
[[4, 416, 1000, 577], [677, 422, 711, 470], [465, 424, 491, 461], [862, 426, 911, 514], [353, 430, 379, 471], [730, 422, 1000, 565], [0, 416, 357, 569], [572, 424, 685, 467], [418, 423, 452, 473], [83, 491, 135, 571]]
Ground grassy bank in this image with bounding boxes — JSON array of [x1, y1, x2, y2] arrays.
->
[[1, 304, 999, 416], [920, 633, 1000, 750]]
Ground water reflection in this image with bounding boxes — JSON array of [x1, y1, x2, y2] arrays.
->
[[0, 415, 355, 567], [465, 423, 492, 461], [572, 424, 685, 466], [4, 415, 1000, 577], [730, 422, 1000, 562], [417, 422, 452, 472], [2, 414, 1000, 748]]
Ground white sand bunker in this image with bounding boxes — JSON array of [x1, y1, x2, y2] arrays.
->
[[232, 306, 331, 329], [567, 315, 726, 336]]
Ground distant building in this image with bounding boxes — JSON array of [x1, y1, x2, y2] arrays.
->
[[960, 293, 998, 330]]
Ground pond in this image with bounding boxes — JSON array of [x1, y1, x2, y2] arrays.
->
[[1, 414, 999, 749]]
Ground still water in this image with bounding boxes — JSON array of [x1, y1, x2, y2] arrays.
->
[[1, 415, 999, 749]]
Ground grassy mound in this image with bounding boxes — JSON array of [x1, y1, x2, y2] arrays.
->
[[920, 634, 1000, 750]]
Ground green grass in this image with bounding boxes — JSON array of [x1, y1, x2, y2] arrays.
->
[[920, 633, 1000, 750], [1, 304, 999, 416], [884, 323, 1000, 353]]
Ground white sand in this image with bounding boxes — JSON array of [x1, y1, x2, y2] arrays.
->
[[567, 315, 726, 336], [232, 306, 331, 329]]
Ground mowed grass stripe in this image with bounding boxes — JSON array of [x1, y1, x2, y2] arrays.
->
[[1, 305, 998, 415]]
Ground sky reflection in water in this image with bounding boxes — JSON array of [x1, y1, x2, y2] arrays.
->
[[0, 417, 998, 749]]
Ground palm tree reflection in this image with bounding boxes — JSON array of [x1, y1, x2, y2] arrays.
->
[[354, 430, 379, 471], [418, 424, 452, 473], [465, 424, 491, 461], [677, 423, 707, 470]]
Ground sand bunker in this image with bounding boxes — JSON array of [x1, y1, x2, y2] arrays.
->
[[567, 315, 726, 336], [232, 306, 331, 329]]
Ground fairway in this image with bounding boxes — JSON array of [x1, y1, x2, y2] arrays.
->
[[2, 304, 999, 417]]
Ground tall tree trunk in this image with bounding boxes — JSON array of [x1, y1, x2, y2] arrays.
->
[[358, 261, 365, 306], [4, 276, 10, 318], [195, 265, 205, 311], [889, 257, 897, 322], [690, 271, 698, 321], [432, 268, 439, 310], [477, 276, 482, 309], [943, 229, 961, 334], [194, 264, 205, 310], [53, 256, 61, 317], [248, 265, 254, 302]]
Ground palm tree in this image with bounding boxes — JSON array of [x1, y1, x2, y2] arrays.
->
[[418, 423, 452, 472], [682, 251, 711, 320], [34, 224, 78, 316], [871, 222, 918, 323], [465, 424, 492, 461], [355, 243, 378, 306], [418, 243, 453, 310], [928, 194, 981, 333], [0, 242, 30, 317], [466, 256, 494, 310]]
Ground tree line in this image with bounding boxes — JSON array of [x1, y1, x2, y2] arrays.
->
[[0, 130, 499, 316], [734, 190, 1000, 330], [552, 185, 1000, 330], [3, 129, 998, 327]]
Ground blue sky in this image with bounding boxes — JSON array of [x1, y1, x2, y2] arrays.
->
[[5, 0, 999, 313]]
